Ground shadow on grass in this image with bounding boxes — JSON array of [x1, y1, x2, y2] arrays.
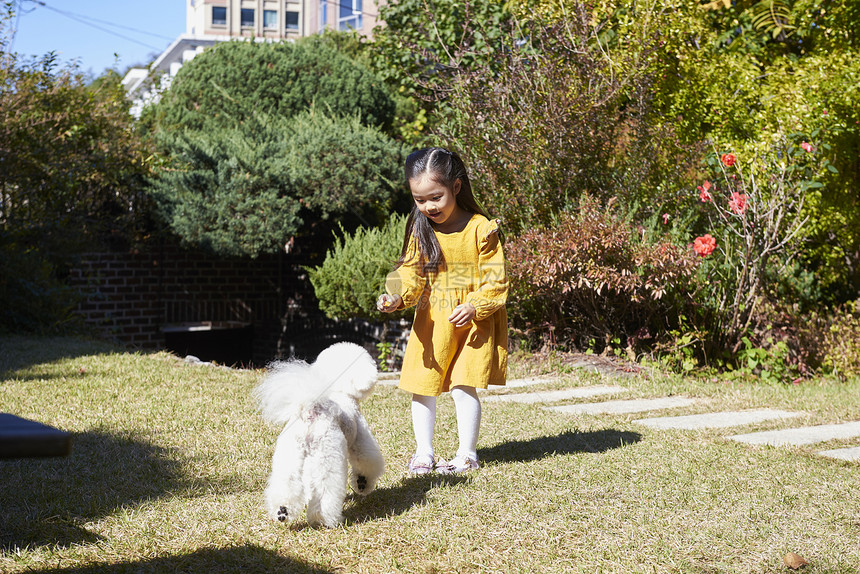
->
[[479, 428, 642, 464], [0, 335, 119, 378], [341, 430, 641, 524], [6, 544, 335, 574], [343, 473, 469, 524], [0, 429, 211, 551]]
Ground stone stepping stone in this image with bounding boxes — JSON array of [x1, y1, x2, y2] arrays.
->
[[546, 396, 697, 415], [729, 421, 860, 446], [634, 408, 801, 430], [378, 371, 400, 386], [816, 446, 860, 462], [483, 385, 628, 404], [504, 377, 560, 388]]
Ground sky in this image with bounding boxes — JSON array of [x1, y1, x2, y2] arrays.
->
[[7, 0, 187, 78]]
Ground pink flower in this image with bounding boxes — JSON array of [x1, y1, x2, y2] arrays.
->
[[728, 191, 748, 215], [800, 142, 813, 153], [697, 180, 713, 202], [662, 213, 670, 224], [693, 234, 716, 257], [720, 153, 737, 167]]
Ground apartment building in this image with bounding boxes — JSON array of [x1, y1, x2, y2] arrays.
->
[[122, 0, 378, 116], [186, 0, 375, 39]]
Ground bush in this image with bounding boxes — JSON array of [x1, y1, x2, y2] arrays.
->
[[146, 36, 396, 133], [820, 302, 860, 380], [1, 13, 152, 333], [148, 111, 406, 258], [686, 135, 835, 354], [728, 300, 860, 382], [506, 195, 701, 355], [0, 239, 81, 334], [0, 55, 152, 249], [307, 213, 411, 322], [286, 111, 408, 218], [427, 6, 700, 234]]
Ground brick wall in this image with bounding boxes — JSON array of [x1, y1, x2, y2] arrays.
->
[[67, 241, 401, 366]]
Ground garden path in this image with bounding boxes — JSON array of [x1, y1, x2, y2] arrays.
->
[[378, 357, 860, 462], [490, 375, 860, 462]]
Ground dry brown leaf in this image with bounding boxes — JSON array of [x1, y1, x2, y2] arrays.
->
[[783, 552, 809, 569]]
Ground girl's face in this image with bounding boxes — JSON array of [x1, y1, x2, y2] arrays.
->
[[410, 175, 463, 230]]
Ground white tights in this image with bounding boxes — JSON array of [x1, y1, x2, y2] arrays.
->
[[411, 386, 482, 460]]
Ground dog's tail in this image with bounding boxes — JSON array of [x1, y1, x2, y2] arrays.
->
[[254, 342, 378, 425], [254, 358, 319, 425]]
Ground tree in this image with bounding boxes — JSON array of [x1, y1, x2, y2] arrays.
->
[[146, 34, 407, 258], [148, 111, 407, 258], [423, 5, 700, 233], [639, 0, 860, 301], [144, 35, 397, 133], [370, 0, 510, 94], [1, 3, 152, 332], [367, 0, 512, 145], [0, 56, 152, 249]]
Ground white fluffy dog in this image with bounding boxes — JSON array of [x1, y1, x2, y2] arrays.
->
[[254, 342, 385, 528]]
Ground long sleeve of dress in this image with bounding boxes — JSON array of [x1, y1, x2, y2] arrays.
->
[[464, 220, 508, 321], [384, 237, 426, 310]]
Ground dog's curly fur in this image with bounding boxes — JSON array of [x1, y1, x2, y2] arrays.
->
[[254, 342, 386, 528]]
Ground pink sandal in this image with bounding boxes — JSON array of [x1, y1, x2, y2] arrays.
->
[[436, 455, 479, 474], [407, 454, 436, 475]]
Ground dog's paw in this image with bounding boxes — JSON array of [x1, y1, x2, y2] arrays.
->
[[356, 475, 368, 492], [277, 506, 289, 522]]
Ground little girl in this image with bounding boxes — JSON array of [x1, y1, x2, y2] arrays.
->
[[376, 147, 508, 474]]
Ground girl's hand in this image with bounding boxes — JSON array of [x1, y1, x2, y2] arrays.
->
[[448, 303, 476, 327], [377, 294, 402, 313]]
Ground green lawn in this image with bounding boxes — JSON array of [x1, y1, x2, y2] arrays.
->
[[1, 335, 858, 573]]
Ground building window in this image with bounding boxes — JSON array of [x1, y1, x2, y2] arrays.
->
[[212, 6, 227, 26], [338, 0, 362, 31], [263, 10, 278, 29], [241, 8, 255, 27], [285, 11, 299, 31]]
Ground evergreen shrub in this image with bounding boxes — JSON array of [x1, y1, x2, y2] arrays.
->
[[287, 111, 408, 218], [148, 111, 406, 258], [308, 213, 411, 322], [148, 117, 301, 258], [147, 36, 396, 133]]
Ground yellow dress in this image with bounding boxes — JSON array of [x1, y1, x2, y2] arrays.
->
[[386, 214, 508, 396]]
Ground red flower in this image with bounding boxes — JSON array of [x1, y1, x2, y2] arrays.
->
[[693, 234, 716, 257], [728, 191, 748, 215], [662, 213, 670, 224], [697, 180, 713, 202], [720, 153, 737, 167], [800, 142, 813, 153]]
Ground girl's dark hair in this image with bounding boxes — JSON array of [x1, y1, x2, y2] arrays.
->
[[396, 147, 491, 274]]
